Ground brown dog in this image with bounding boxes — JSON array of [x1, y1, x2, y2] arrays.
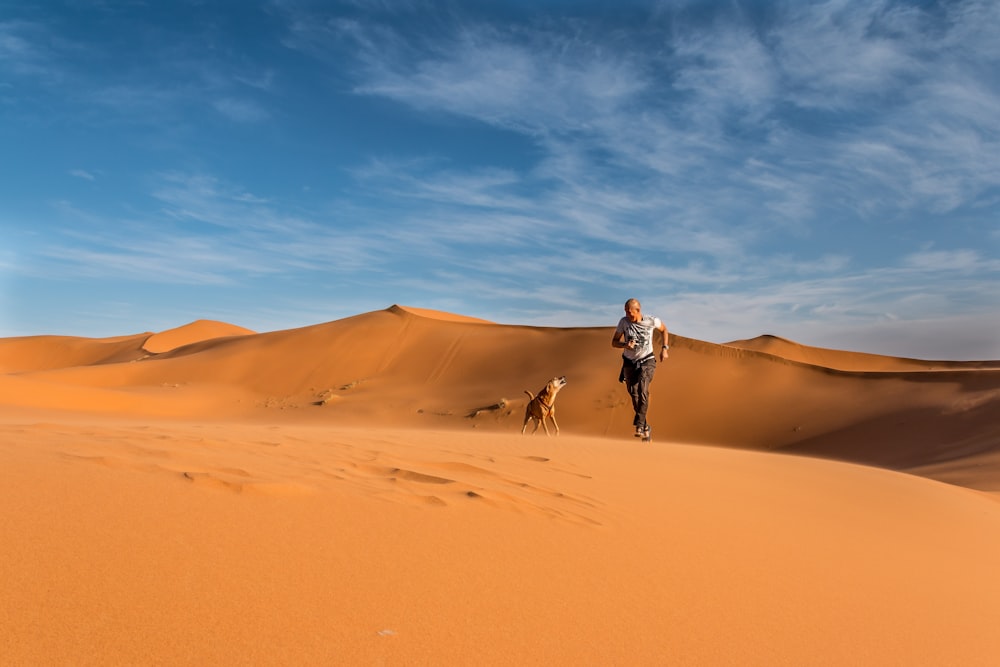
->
[[521, 376, 567, 435]]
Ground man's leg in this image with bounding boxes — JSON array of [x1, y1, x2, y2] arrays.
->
[[623, 363, 643, 431], [635, 361, 656, 431]]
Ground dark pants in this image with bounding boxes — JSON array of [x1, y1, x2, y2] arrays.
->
[[621, 356, 656, 429]]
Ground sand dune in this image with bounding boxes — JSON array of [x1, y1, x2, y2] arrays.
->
[[5, 305, 995, 480], [0, 332, 150, 373], [726, 333, 1000, 372], [141, 319, 256, 354], [2, 305, 999, 664]]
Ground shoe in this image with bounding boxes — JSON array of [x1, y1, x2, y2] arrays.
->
[[634, 426, 643, 437], [640, 426, 652, 442]]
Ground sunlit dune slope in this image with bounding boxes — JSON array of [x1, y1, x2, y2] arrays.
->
[[3, 424, 1000, 665]]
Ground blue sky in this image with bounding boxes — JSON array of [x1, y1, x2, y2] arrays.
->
[[2, 0, 998, 359]]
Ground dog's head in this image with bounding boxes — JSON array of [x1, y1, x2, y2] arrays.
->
[[543, 376, 567, 399]]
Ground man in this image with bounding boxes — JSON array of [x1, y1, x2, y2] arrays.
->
[[611, 298, 669, 441]]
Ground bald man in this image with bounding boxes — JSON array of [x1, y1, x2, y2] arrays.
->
[[612, 298, 669, 441]]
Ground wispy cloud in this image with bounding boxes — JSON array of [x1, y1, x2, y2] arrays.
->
[[772, 1, 921, 110], [29, 173, 386, 286], [70, 169, 97, 181], [0, 20, 57, 79], [903, 249, 999, 273], [212, 97, 269, 123], [285, 1, 991, 264], [294, 16, 650, 136], [273, 0, 1000, 356], [0, 11, 278, 133]]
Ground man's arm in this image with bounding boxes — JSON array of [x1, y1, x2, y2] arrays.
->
[[612, 328, 628, 349], [659, 322, 670, 360], [612, 320, 630, 349]]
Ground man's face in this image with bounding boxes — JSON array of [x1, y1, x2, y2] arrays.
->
[[625, 303, 642, 323]]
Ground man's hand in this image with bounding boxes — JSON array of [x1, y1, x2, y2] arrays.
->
[[660, 348, 669, 361]]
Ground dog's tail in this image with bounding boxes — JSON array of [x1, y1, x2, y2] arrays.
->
[[524, 390, 535, 400]]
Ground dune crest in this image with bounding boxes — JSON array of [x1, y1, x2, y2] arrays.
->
[[726, 333, 1000, 372], [142, 319, 255, 354], [388, 304, 494, 324]]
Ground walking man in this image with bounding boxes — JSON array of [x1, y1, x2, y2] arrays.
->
[[612, 298, 669, 441]]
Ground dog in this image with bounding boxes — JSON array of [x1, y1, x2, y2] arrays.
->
[[521, 376, 567, 435]]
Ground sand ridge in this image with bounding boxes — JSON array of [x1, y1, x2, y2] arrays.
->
[[2, 305, 1000, 664], [726, 333, 1000, 372]]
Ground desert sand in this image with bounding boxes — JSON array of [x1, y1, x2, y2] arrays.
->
[[2, 305, 1000, 665]]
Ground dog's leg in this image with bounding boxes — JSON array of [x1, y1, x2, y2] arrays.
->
[[521, 391, 535, 434], [550, 412, 559, 435], [541, 416, 551, 436]]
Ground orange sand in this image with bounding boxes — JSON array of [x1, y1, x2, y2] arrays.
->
[[2, 305, 999, 664]]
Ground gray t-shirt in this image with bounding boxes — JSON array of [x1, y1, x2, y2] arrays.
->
[[616, 315, 663, 362]]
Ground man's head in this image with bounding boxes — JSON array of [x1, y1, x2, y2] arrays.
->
[[624, 298, 642, 323]]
